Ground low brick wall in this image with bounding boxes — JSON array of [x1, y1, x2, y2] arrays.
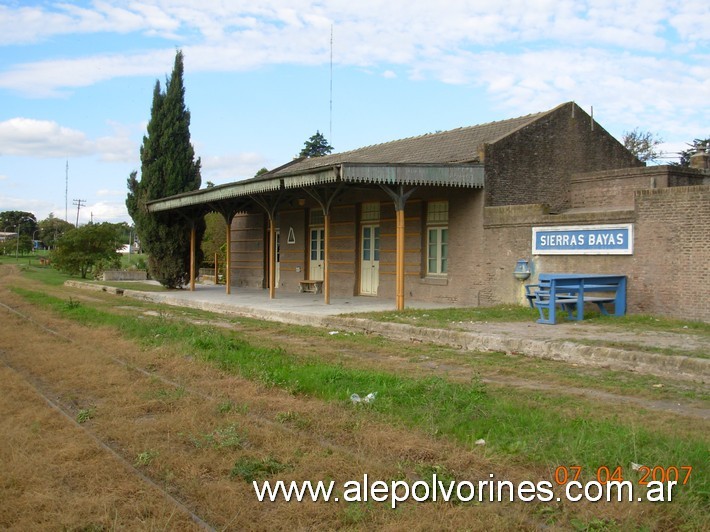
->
[[570, 166, 708, 210], [481, 185, 710, 322], [102, 270, 147, 281]]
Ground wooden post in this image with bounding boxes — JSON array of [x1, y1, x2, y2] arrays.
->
[[395, 208, 405, 310], [323, 212, 330, 304], [269, 216, 276, 299], [214, 252, 219, 285], [189, 225, 196, 292], [225, 221, 232, 295]]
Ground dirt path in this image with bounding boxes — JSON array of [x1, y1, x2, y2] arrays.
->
[[453, 319, 709, 354]]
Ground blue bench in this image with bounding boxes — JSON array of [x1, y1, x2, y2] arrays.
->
[[527, 274, 627, 325]]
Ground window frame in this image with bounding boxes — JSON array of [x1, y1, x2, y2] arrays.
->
[[425, 201, 449, 277]]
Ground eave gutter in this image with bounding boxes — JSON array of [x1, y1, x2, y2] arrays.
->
[[342, 163, 485, 188], [147, 163, 484, 213]]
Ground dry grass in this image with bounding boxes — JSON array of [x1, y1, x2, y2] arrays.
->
[[0, 264, 707, 530], [0, 366, 198, 530]]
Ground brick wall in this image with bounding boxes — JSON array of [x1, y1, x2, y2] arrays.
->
[[328, 204, 358, 296], [227, 177, 709, 322], [570, 166, 709, 210], [277, 208, 306, 292], [481, 186, 710, 322], [631, 186, 710, 321], [482, 205, 635, 307], [231, 212, 265, 288], [483, 102, 642, 212]]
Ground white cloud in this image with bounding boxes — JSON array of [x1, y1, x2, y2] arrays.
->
[[0, 118, 138, 161], [0, 195, 59, 221], [96, 189, 125, 197], [669, 0, 710, 44], [84, 200, 130, 224], [0, 1, 707, 148], [382, 70, 397, 79], [0, 2, 176, 45], [0, 50, 176, 98], [201, 152, 271, 184], [1, 1, 704, 97], [95, 122, 139, 163], [0, 118, 93, 158], [426, 47, 710, 141]]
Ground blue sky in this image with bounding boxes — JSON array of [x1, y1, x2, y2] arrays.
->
[[1, 0, 708, 225]]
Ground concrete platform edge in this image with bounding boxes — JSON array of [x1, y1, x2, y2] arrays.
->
[[66, 281, 709, 383]]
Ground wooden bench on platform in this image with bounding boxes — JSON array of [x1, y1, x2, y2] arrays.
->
[[299, 280, 323, 294], [526, 274, 627, 325]]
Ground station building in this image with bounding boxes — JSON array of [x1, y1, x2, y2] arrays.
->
[[148, 102, 710, 322]]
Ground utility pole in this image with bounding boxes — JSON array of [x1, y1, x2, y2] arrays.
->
[[73, 198, 86, 227]]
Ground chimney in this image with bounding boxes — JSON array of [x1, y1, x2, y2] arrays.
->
[[689, 146, 710, 170]]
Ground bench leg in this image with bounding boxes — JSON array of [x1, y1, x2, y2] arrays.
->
[[534, 302, 556, 324], [595, 302, 610, 316], [561, 302, 576, 320], [536, 304, 546, 322]]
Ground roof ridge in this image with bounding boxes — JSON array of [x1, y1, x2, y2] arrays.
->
[[270, 102, 574, 176], [332, 109, 547, 156]]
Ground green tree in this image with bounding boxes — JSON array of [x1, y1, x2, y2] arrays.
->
[[299, 131, 333, 158], [676, 138, 709, 167], [201, 212, 227, 272], [0, 235, 32, 256], [38, 213, 75, 249], [622, 128, 664, 163], [126, 50, 204, 288], [0, 211, 37, 238], [254, 167, 269, 177], [51, 222, 123, 278]]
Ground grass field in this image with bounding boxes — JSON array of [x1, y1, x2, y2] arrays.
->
[[0, 262, 707, 530]]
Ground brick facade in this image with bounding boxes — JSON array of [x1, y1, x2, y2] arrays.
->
[[230, 187, 486, 303], [230, 212, 266, 288], [225, 103, 709, 322], [570, 166, 709, 210], [483, 102, 641, 212], [631, 186, 710, 321], [480, 186, 710, 322]]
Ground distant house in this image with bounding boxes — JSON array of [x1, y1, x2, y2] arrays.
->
[[0, 232, 17, 242], [148, 102, 710, 322]]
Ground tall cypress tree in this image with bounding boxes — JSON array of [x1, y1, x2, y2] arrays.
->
[[127, 50, 204, 288]]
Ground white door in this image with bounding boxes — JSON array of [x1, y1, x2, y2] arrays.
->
[[309, 227, 324, 280], [360, 224, 380, 295]]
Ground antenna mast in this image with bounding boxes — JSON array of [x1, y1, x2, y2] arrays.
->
[[65, 160, 69, 222], [329, 24, 333, 144]]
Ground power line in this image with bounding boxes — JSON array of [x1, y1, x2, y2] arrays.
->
[[72, 198, 86, 227]]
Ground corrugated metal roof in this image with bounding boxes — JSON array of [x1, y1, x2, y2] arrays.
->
[[147, 176, 282, 212]]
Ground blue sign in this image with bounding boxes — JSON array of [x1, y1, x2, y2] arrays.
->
[[532, 224, 633, 255]]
